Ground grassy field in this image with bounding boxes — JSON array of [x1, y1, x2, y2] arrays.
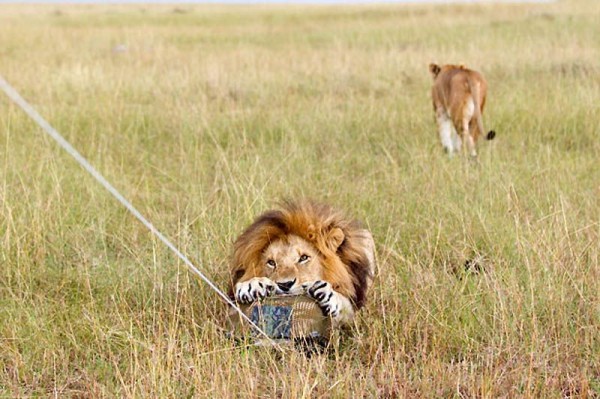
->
[[1, 1, 599, 397]]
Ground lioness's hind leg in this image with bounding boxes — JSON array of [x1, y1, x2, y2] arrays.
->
[[463, 119, 477, 158], [465, 134, 477, 157], [436, 111, 454, 155], [462, 98, 477, 157], [452, 130, 462, 153]]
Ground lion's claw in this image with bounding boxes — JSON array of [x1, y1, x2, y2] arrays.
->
[[235, 277, 276, 304], [303, 280, 341, 318]]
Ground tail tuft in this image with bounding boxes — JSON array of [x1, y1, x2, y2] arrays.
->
[[486, 130, 496, 140]]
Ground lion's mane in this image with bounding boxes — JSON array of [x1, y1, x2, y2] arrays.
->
[[230, 201, 375, 309]]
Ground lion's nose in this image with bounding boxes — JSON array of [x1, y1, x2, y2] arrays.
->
[[277, 279, 296, 292]]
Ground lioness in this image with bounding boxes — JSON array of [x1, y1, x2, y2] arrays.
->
[[429, 63, 496, 157]]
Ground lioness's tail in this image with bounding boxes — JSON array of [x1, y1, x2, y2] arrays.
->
[[467, 76, 496, 141]]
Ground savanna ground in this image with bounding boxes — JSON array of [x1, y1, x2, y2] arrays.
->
[[1, 1, 599, 397]]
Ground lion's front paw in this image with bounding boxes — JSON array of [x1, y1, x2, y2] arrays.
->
[[303, 280, 341, 318], [235, 277, 276, 304]]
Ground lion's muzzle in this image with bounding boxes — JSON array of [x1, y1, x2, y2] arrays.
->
[[276, 279, 296, 292]]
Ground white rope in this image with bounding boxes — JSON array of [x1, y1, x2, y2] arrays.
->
[[0, 74, 277, 345]]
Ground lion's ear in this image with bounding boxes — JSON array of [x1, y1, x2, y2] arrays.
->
[[326, 227, 345, 252], [429, 63, 441, 78], [307, 224, 317, 241]]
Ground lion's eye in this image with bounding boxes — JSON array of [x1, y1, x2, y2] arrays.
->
[[266, 259, 276, 268], [298, 254, 310, 264]]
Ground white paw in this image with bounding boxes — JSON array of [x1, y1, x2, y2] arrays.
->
[[303, 280, 342, 318], [235, 277, 276, 304]]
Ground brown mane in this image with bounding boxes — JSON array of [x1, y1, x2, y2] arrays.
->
[[230, 201, 375, 309]]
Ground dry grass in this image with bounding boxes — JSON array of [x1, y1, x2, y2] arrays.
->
[[1, 1, 599, 397]]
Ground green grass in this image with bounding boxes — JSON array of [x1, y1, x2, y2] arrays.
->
[[1, 1, 599, 397]]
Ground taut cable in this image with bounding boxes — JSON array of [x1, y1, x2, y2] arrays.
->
[[0, 75, 278, 346]]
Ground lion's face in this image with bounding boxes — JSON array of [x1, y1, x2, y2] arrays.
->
[[231, 201, 375, 310], [260, 234, 323, 295]]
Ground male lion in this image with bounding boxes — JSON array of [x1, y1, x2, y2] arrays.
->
[[230, 201, 376, 327], [429, 63, 496, 157]]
